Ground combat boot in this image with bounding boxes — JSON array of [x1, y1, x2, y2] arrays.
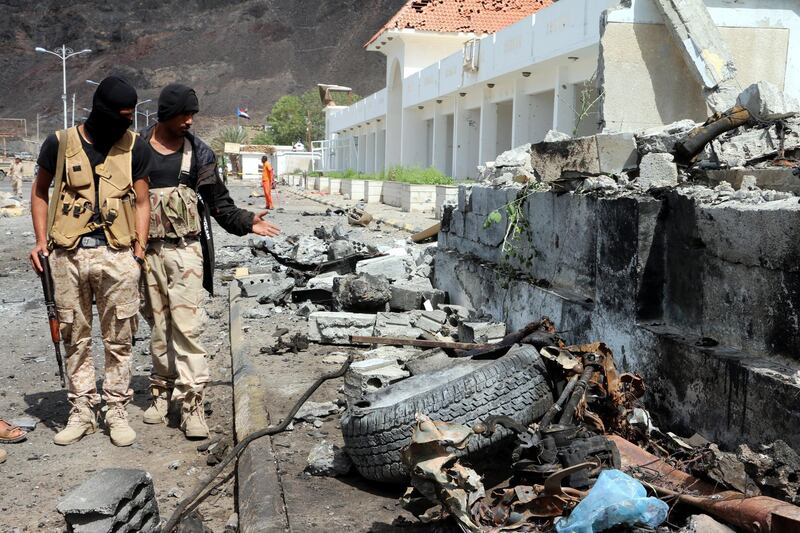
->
[[54, 398, 97, 446], [180, 392, 209, 439], [142, 386, 170, 425], [105, 403, 136, 447]]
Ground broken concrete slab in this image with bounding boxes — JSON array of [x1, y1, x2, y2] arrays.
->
[[296, 301, 320, 318], [305, 441, 353, 477], [290, 236, 329, 265], [737, 81, 798, 122], [529, 133, 638, 182], [404, 349, 459, 376], [306, 272, 340, 291], [307, 312, 376, 344], [237, 274, 295, 303], [374, 312, 425, 339], [344, 358, 410, 400], [652, 0, 737, 111], [458, 321, 506, 344], [638, 153, 679, 190], [355, 255, 412, 281], [57, 468, 160, 533], [389, 277, 446, 311], [332, 273, 391, 312], [415, 310, 448, 334], [362, 345, 424, 363]]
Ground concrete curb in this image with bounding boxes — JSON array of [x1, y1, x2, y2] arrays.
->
[[230, 284, 288, 533], [285, 188, 432, 234]]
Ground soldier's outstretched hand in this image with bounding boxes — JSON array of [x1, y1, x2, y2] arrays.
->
[[251, 211, 281, 237]]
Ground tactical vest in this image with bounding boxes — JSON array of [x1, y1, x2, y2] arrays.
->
[[48, 127, 138, 250], [148, 138, 201, 240]]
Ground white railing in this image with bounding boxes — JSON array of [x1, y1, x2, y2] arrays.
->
[[312, 137, 357, 172]]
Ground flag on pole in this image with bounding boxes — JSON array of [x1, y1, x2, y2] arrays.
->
[[237, 107, 251, 120]]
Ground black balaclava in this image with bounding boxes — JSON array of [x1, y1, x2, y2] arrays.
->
[[84, 76, 137, 153], [158, 83, 200, 122]]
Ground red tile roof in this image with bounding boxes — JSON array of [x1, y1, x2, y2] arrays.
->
[[366, 0, 554, 47]]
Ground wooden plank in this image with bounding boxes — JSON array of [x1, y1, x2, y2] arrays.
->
[[350, 335, 490, 351]]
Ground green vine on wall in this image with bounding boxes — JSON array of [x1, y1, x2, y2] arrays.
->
[[483, 181, 548, 267]]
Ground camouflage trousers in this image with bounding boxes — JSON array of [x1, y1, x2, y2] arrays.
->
[[11, 177, 22, 196], [142, 239, 209, 401], [51, 246, 141, 406]]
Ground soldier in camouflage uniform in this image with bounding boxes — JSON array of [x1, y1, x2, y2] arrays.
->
[[29, 77, 151, 447], [140, 84, 279, 439]]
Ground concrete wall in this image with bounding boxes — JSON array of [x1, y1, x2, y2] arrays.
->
[[601, 22, 790, 131], [435, 185, 800, 451]]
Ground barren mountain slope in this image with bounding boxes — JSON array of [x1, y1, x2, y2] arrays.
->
[[0, 0, 405, 134]]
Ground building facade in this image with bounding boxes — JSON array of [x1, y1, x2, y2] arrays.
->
[[318, 0, 800, 180]]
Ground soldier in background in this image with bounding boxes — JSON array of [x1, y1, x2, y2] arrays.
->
[[8, 157, 24, 197], [139, 83, 279, 439], [29, 76, 151, 447]]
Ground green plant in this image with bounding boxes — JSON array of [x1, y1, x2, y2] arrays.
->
[[385, 166, 455, 185], [210, 126, 247, 154], [263, 89, 362, 147], [483, 181, 548, 262]]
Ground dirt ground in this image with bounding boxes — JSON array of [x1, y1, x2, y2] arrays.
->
[[0, 179, 438, 532]]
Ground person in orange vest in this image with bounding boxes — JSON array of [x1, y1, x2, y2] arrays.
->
[[261, 155, 274, 209]]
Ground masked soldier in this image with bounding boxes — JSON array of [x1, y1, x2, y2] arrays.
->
[[29, 76, 151, 447], [140, 83, 279, 439]]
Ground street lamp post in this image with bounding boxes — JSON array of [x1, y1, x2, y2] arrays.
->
[[137, 108, 156, 128], [34, 45, 92, 129], [134, 99, 152, 131]]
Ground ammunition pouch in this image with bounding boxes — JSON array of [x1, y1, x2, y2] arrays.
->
[[149, 185, 200, 239]]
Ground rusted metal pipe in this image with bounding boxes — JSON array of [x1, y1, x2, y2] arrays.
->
[[674, 105, 752, 164], [610, 435, 800, 533]]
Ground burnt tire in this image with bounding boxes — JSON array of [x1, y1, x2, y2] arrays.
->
[[341, 344, 553, 483]]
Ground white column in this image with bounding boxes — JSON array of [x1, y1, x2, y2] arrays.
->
[[479, 87, 498, 165], [365, 129, 375, 174], [553, 66, 577, 136], [432, 103, 448, 175], [401, 108, 427, 168], [376, 128, 386, 174], [358, 132, 367, 172], [453, 97, 470, 180], [511, 78, 531, 148]]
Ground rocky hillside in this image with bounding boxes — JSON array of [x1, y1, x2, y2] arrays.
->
[[0, 0, 405, 136]]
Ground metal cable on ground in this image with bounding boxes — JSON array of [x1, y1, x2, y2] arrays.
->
[[162, 357, 353, 532]]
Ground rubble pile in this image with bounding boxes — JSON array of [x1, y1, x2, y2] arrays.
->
[[475, 81, 800, 204]]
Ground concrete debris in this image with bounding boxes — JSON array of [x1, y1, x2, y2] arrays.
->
[[57, 468, 160, 533], [635, 119, 698, 155], [307, 311, 376, 344], [294, 400, 340, 422], [738, 440, 800, 504], [414, 310, 448, 334], [355, 255, 412, 281], [296, 300, 320, 318], [404, 349, 458, 376], [305, 441, 352, 477], [711, 116, 800, 167], [243, 306, 273, 319], [344, 358, 410, 400], [389, 277, 445, 311], [237, 273, 295, 303], [494, 143, 532, 168], [307, 272, 339, 291], [458, 321, 505, 344], [321, 353, 349, 365], [332, 273, 391, 312], [575, 175, 618, 193], [290, 236, 329, 265], [638, 153, 679, 190], [374, 312, 424, 339], [224, 513, 239, 533], [327, 239, 354, 260], [361, 345, 424, 363], [529, 132, 638, 182], [544, 130, 571, 142], [332, 220, 350, 240], [678, 514, 735, 533], [737, 81, 799, 122]]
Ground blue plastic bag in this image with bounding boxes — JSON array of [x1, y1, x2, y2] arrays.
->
[[555, 469, 669, 533]]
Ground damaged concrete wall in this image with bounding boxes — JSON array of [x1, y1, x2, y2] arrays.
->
[[601, 23, 789, 131], [436, 185, 800, 452]]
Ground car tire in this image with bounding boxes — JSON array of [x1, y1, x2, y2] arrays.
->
[[341, 344, 553, 483]]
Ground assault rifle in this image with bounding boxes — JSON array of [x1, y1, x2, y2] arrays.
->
[[38, 252, 66, 387]]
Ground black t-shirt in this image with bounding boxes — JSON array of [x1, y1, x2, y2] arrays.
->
[[37, 131, 152, 183], [147, 144, 184, 189]]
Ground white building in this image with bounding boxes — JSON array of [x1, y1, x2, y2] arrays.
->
[[318, 0, 800, 180]]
